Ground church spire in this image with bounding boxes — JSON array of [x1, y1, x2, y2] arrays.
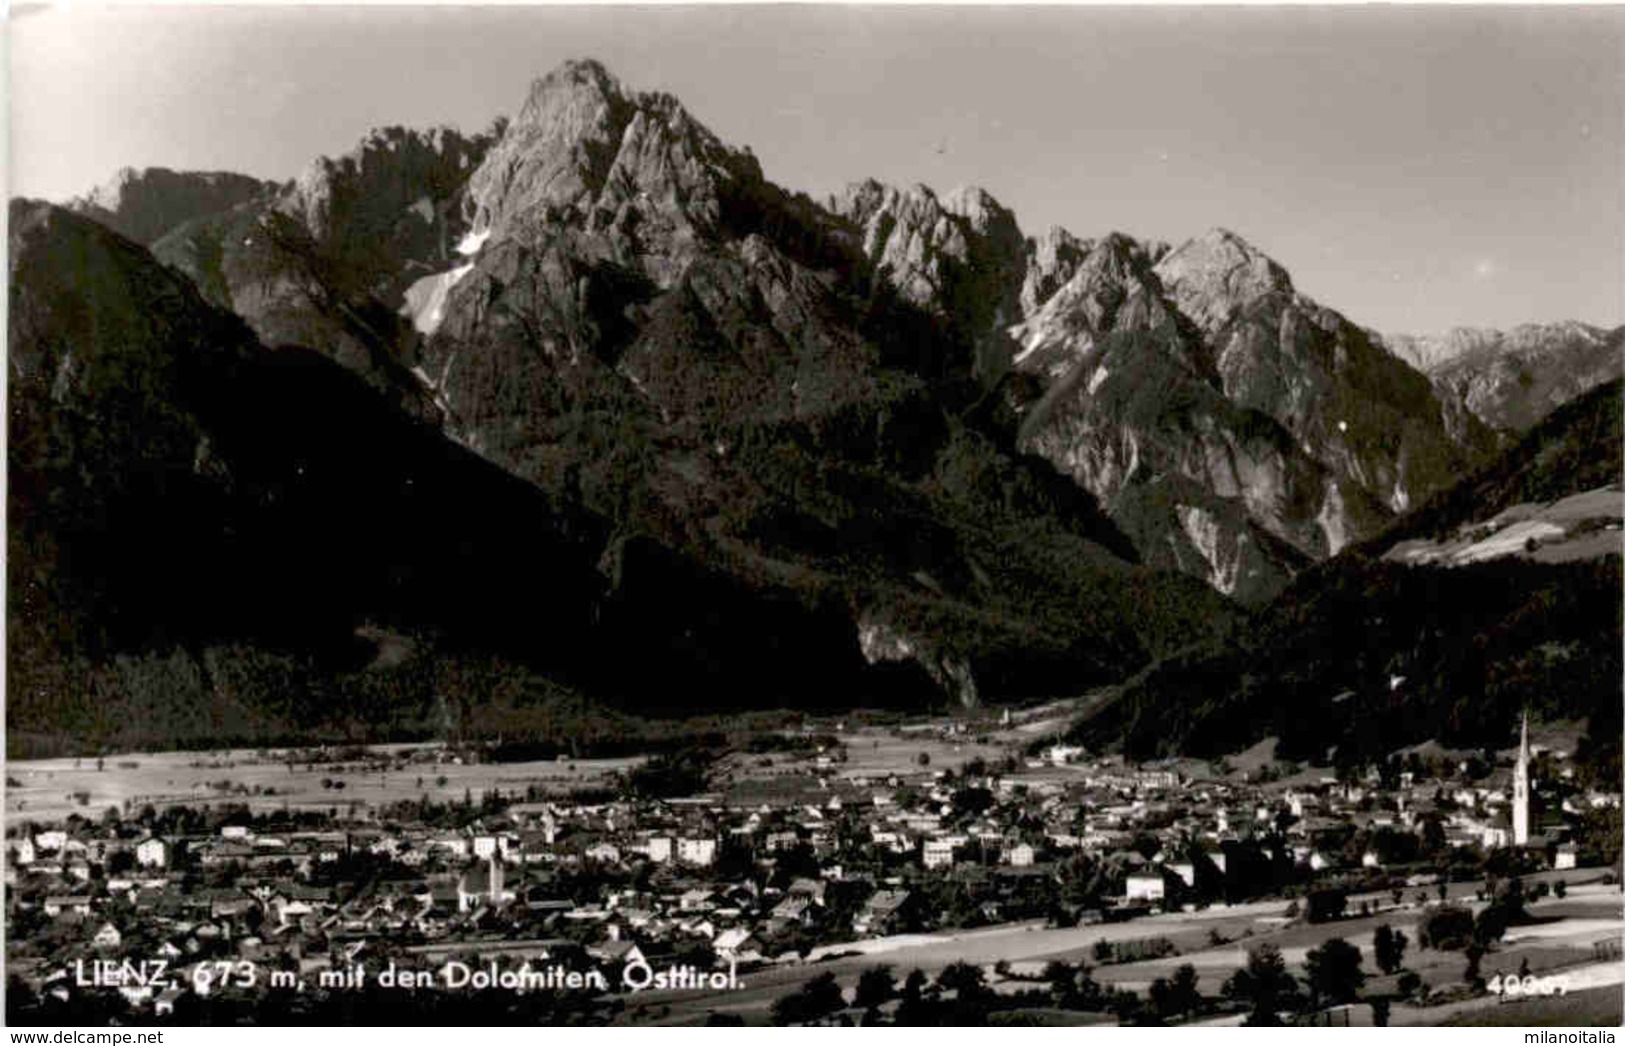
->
[[1513, 708, 1532, 846]]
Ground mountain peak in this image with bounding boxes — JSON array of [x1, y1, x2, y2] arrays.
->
[[1184, 226, 1287, 272], [1153, 226, 1293, 331], [941, 184, 1008, 219], [465, 59, 762, 275], [524, 57, 625, 105]]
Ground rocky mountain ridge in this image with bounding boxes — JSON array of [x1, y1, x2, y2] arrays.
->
[[19, 58, 1619, 746], [67, 166, 281, 246], [53, 62, 1607, 605], [1068, 377, 1622, 769], [11, 76, 1241, 748], [1381, 321, 1623, 433]]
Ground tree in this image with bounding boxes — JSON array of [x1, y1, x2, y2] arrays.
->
[[1043, 959, 1076, 1003], [935, 961, 987, 1002], [1304, 937, 1365, 1006], [1149, 977, 1177, 1022], [951, 786, 994, 819], [1306, 888, 1348, 923], [771, 971, 845, 1025], [1419, 905, 1475, 950], [1554, 880, 1567, 899], [1373, 924, 1408, 974], [916, 752, 931, 767], [895, 969, 929, 1027], [1463, 942, 1486, 988], [854, 965, 896, 1010], [1474, 898, 1515, 947], [1166, 963, 1201, 1019], [1224, 944, 1297, 1026], [1109, 987, 1147, 1025], [1371, 997, 1392, 1026]]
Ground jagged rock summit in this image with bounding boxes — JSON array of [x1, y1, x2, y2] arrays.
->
[[34, 58, 1607, 621], [68, 166, 279, 245], [1153, 227, 1294, 333], [464, 58, 768, 285]]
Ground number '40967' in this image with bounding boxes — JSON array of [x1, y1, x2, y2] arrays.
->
[[1489, 973, 1568, 997]]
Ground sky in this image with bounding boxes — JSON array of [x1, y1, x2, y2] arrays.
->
[[10, 4, 1624, 334]]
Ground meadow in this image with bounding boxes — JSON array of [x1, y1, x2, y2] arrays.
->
[[4, 744, 644, 822]]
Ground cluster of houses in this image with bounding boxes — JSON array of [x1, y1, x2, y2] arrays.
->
[[6, 737, 1613, 1018]]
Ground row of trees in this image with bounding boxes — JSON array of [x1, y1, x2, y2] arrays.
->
[[767, 915, 1431, 1028]]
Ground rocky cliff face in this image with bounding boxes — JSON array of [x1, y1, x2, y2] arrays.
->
[[40, 56, 1606, 729], [1069, 379, 1623, 767], [403, 63, 1236, 699], [279, 124, 494, 299], [20, 63, 1250, 723], [8, 199, 956, 749], [464, 60, 778, 289], [143, 125, 500, 420], [997, 227, 1490, 600], [68, 167, 279, 246], [825, 182, 1496, 600], [832, 180, 1028, 380], [1383, 321, 1624, 433]]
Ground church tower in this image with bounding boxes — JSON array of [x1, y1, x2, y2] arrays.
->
[[1513, 709, 1532, 846], [489, 852, 505, 904]]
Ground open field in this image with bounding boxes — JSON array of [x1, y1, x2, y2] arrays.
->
[[4, 745, 644, 821], [638, 872, 1623, 1026], [715, 719, 1017, 806], [833, 729, 1007, 780], [1442, 984, 1624, 1026], [1387, 485, 1623, 568]]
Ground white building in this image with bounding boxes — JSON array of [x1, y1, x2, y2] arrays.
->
[[457, 855, 514, 912], [135, 837, 169, 869], [1513, 710, 1532, 846], [1005, 843, 1036, 868], [678, 837, 717, 867], [1125, 874, 1165, 902], [1047, 745, 1086, 766], [922, 838, 958, 870]]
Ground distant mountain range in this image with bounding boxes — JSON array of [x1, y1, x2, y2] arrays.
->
[[12, 58, 1620, 757], [1380, 321, 1623, 433]]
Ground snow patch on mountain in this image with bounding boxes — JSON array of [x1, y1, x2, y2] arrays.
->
[[455, 227, 491, 256], [1176, 503, 1240, 595], [401, 263, 474, 335], [1317, 481, 1350, 556]]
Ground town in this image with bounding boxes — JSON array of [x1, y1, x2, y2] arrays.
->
[[6, 707, 1622, 1026]]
